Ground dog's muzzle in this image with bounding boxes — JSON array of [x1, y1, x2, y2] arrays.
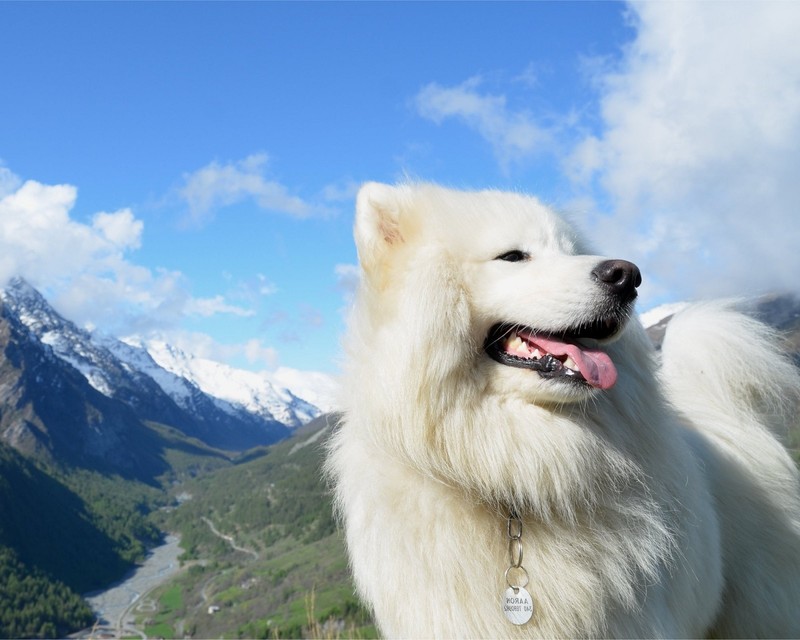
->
[[483, 258, 641, 390]]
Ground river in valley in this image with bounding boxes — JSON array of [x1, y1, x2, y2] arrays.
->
[[79, 534, 183, 638]]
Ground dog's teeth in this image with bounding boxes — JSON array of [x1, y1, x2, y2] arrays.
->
[[564, 356, 578, 371], [531, 348, 542, 359], [508, 336, 523, 351]]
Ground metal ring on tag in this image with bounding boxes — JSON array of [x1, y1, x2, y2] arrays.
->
[[507, 514, 522, 540], [504, 565, 529, 591], [509, 537, 523, 568]]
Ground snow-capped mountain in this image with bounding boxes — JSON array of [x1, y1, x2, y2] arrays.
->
[[641, 295, 800, 359], [116, 338, 321, 428], [639, 302, 690, 330], [0, 278, 329, 468], [1, 277, 323, 426], [267, 366, 338, 414]]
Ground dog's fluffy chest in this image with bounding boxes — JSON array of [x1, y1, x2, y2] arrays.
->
[[330, 432, 713, 638]]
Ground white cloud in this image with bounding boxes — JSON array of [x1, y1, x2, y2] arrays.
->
[[410, 3, 800, 304], [0, 165, 22, 198], [154, 330, 279, 371], [513, 62, 541, 89], [255, 274, 278, 296], [153, 329, 236, 362], [322, 179, 360, 203], [243, 338, 279, 369], [178, 153, 322, 225], [92, 209, 143, 250], [567, 1, 800, 303], [184, 295, 255, 318], [268, 366, 338, 412], [0, 170, 258, 335], [334, 263, 360, 297], [414, 76, 550, 170], [223, 273, 279, 305], [0, 178, 120, 286]]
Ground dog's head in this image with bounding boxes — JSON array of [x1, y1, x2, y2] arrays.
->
[[344, 182, 653, 511], [350, 181, 641, 406]]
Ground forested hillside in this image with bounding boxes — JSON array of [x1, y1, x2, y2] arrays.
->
[[148, 414, 375, 639], [0, 420, 232, 639], [0, 547, 92, 639], [0, 443, 159, 637]]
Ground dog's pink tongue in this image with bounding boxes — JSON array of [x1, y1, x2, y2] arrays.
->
[[528, 334, 618, 390]]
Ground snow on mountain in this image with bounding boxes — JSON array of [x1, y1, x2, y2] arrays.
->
[[93, 334, 202, 409], [640, 302, 690, 329], [267, 367, 338, 414], [1, 277, 325, 433], [1, 278, 121, 396], [140, 339, 322, 428]]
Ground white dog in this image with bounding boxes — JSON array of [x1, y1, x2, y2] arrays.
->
[[326, 182, 800, 638]]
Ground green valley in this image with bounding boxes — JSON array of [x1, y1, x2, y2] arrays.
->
[[1, 413, 373, 640], [140, 414, 376, 639]]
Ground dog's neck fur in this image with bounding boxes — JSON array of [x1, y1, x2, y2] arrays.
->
[[328, 405, 692, 638]]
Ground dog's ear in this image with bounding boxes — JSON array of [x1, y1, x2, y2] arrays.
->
[[354, 182, 408, 272]]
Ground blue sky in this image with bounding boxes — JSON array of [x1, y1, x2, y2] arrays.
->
[[1, 1, 799, 377]]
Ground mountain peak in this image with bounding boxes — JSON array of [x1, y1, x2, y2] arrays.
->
[[1, 276, 70, 335], [3, 275, 38, 296], [141, 339, 322, 428], [2, 276, 44, 310], [1, 280, 326, 455]]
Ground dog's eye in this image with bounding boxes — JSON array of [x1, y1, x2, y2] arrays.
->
[[495, 250, 530, 262]]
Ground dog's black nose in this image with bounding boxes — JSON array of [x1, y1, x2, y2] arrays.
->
[[592, 259, 641, 303]]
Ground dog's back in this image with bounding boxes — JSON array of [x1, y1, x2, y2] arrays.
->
[[659, 302, 800, 636]]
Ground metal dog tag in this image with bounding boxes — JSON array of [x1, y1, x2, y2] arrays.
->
[[502, 586, 534, 625]]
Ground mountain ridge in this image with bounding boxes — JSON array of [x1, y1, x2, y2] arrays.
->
[[0, 277, 329, 467]]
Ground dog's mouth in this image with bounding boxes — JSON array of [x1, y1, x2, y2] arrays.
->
[[484, 317, 623, 390]]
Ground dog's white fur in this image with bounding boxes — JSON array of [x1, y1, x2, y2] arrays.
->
[[326, 183, 800, 638]]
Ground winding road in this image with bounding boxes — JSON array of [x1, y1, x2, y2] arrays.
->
[[201, 516, 259, 559]]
